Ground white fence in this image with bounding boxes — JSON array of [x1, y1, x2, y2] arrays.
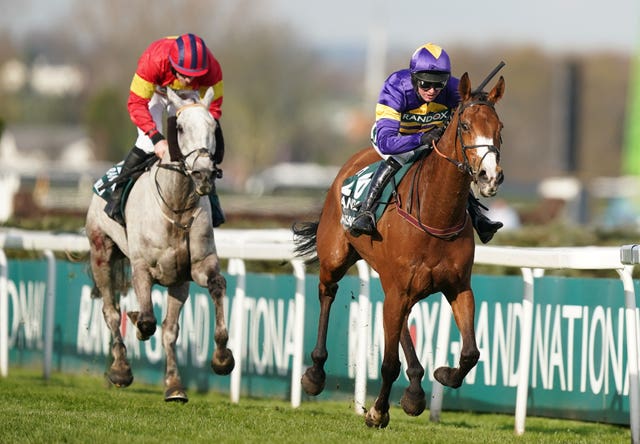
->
[[0, 228, 638, 443]]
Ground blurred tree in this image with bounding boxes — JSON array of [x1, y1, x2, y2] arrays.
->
[[59, 0, 350, 175], [0, 0, 633, 190], [84, 87, 135, 161]]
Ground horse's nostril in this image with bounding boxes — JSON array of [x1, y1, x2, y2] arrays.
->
[[497, 171, 504, 185]]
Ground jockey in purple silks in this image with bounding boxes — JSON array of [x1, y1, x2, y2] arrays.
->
[[349, 43, 503, 243]]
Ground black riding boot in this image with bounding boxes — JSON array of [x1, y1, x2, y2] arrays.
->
[[104, 147, 149, 226], [350, 158, 401, 237], [213, 119, 225, 165], [467, 193, 503, 244], [208, 189, 226, 227]]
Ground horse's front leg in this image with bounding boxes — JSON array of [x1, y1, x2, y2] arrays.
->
[[205, 259, 235, 375], [434, 289, 479, 388], [301, 279, 338, 396], [366, 297, 405, 428], [400, 319, 426, 416], [191, 252, 234, 375], [128, 262, 157, 340], [87, 229, 133, 387], [162, 283, 189, 402]]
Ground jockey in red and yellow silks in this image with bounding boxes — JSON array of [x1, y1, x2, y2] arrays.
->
[[127, 35, 223, 146], [104, 33, 226, 228]]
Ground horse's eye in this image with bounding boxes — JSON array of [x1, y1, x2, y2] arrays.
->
[[461, 121, 471, 131], [177, 124, 184, 133]]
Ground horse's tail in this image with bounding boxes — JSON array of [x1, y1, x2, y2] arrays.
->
[[292, 221, 319, 264]]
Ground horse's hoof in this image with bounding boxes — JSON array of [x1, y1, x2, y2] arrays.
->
[[107, 367, 133, 388], [164, 386, 188, 403], [400, 387, 426, 416], [365, 407, 390, 428], [136, 319, 157, 341], [434, 366, 462, 389], [301, 367, 325, 396], [211, 349, 235, 375]]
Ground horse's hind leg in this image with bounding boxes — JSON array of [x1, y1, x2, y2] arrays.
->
[[300, 277, 338, 396], [400, 320, 426, 416], [87, 228, 133, 387], [162, 283, 189, 402], [434, 289, 479, 388], [301, 227, 355, 396]]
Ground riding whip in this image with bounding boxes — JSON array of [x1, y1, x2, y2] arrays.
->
[[473, 61, 505, 94]]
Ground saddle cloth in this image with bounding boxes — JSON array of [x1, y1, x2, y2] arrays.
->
[[93, 162, 122, 198], [340, 160, 413, 230], [92, 162, 135, 206]]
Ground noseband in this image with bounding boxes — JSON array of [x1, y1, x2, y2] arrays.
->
[[432, 99, 501, 177]]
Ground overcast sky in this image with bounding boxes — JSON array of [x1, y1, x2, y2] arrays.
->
[[4, 0, 639, 55], [268, 0, 639, 54]]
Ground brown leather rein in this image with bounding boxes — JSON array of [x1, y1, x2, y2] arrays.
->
[[395, 99, 500, 239]]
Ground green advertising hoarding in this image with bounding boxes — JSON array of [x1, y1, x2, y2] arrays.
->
[[3, 258, 638, 425]]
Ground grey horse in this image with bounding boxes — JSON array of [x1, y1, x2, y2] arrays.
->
[[85, 87, 234, 402]]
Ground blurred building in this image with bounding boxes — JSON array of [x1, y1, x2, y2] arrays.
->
[[0, 57, 86, 96]]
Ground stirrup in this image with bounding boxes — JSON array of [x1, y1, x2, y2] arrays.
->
[[476, 220, 503, 244], [350, 211, 376, 236]]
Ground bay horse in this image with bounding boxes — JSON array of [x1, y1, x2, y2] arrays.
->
[[85, 87, 234, 402], [293, 72, 505, 427]]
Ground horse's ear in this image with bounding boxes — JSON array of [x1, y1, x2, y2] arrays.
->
[[167, 88, 187, 108], [487, 76, 505, 104], [459, 72, 471, 101], [202, 87, 214, 108]]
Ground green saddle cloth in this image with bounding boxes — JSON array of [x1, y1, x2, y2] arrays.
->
[[92, 162, 134, 207], [340, 159, 414, 229]]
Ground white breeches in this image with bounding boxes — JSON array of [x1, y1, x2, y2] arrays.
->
[[135, 92, 175, 153]]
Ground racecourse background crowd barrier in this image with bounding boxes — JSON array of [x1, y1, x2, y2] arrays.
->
[[0, 227, 638, 443]]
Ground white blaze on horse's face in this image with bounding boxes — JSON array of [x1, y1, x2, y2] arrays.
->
[[474, 135, 502, 197]]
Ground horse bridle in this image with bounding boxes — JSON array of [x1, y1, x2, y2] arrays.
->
[[157, 101, 221, 180], [151, 103, 220, 227], [431, 99, 501, 178], [399, 99, 502, 239]]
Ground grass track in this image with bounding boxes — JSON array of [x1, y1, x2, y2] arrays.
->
[[0, 369, 630, 443]]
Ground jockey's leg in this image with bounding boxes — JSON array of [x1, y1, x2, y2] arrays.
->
[[207, 119, 225, 227], [467, 193, 503, 243], [104, 147, 148, 226], [213, 119, 225, 164], [208, 188, 225, 227], [350, 157, 401, 237]]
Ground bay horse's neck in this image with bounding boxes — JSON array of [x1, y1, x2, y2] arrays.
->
[[419, 114, 470, 229]]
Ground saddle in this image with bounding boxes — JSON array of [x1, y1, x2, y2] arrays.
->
[[340, 157, 416, 230], [92, 157, 157, 207]]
